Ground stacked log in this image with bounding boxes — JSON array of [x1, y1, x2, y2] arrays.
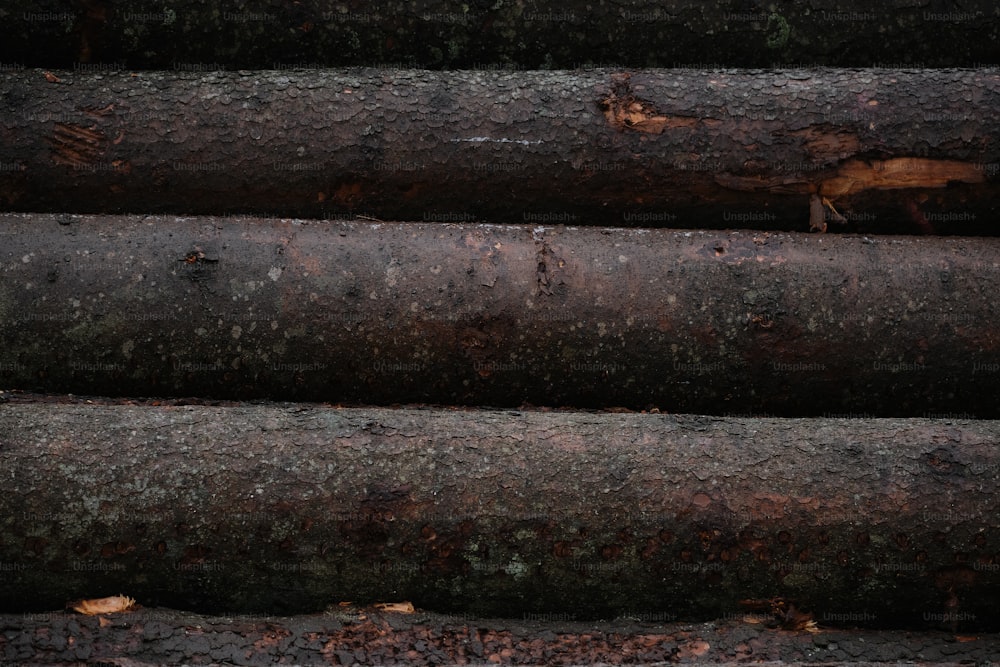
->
[[2, 13, 999, 654], [3, 1, 998, 69], [1, 69, 997, 230], [1, 215, 999, 416], [2, 402, 998, 630]]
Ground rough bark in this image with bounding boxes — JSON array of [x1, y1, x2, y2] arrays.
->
[[2, 214, 1000, 416], [1, 403, 999, 630], [1, 68, 998, 229], [2, 607, 998, 665], [2, 1, 999, 70]]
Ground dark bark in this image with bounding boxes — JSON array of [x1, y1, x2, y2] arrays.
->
[[1, 68, 998, 230], [2, 214, 1000, 415], [2, 1, 999, 69], [2, 607, 998, 665], [1, 403, 999, 629]]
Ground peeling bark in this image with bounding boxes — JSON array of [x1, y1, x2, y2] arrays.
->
[[2, 1, 998, 69], [1, 68, 998, 230], [1, 403, 999, 630], [2, 214, 1000, 415]]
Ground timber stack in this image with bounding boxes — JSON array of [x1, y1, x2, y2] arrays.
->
[[1, 1, 999, 663]]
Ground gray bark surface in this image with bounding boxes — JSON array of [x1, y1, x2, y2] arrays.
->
[[1, 403, 998, 629], [2, 214, 999, 415], [1, 68, 997, 229]]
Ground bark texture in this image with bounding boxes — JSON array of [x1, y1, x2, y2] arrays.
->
[[1, 68, 998, 229], [2, 214, 1000, 416], [2, 1, 999, 69], [2, 607, 998, 665], [1, 404, 999, 629]]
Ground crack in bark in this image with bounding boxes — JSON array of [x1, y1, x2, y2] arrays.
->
[[532, 228, 554, 297]]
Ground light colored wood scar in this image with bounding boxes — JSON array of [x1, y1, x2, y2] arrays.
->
[[715, 158, 986, 233], [601, 99, 711, 133], [715, 158, 984, 196], [599, 80, 722, 134], [813, 158, 984, 231], [818, 158, 985, 197]]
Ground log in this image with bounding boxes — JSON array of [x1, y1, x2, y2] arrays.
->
[[3, 1, 999, 70], [1, 402, 999, 630], [2, 214, 1000, 416], [1, 68, 998, 229], [2, 607, 999, 665]]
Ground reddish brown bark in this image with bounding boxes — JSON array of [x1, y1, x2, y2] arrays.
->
[[1, 606, 997, 665], [1, 402, 999, 629]]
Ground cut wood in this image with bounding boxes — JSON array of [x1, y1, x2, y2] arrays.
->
[[1, 403, 998, 630], [2, 214, 1000, 416], [1, 68, 998, 229], [3, 1, 998, 70]]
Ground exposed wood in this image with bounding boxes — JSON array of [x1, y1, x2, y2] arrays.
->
[[709, 159, 985, 198], [2, 1, 998, 69], [3, 214, 1000, 415], [1, 68, 998, 230], [825, 159, 986, 197], [1, 403, 999, 630], [711, 158, 987, 233]]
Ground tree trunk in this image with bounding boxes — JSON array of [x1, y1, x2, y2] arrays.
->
[[1, 68, 998, 230], [3, 1, 998, 70], [1, 402, 998, 630], [2, 213, 1000, 416]]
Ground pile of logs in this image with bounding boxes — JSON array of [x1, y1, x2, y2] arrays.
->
[[1, 1, 999, 653]]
